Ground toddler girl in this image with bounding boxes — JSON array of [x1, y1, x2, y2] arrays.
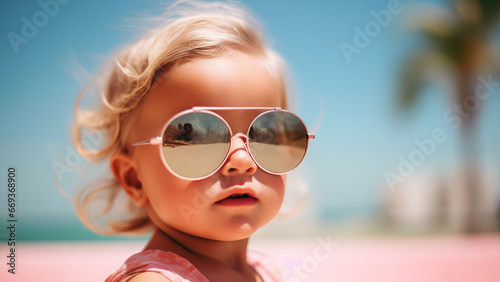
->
[[72, 1, 314, 281]]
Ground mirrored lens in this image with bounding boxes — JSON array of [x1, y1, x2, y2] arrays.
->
[[161, 112, 231, 178], [248, 111, 309, 173]]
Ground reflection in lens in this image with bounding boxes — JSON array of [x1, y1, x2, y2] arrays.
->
[[249, 112, 308, 173], [162, 112, 230, 178]]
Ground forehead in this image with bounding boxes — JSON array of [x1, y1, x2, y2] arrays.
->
[[137, 52, 284, 135]]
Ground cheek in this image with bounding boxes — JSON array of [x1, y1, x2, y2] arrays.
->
[[261, 174, 287, 212], [141, 169, 195, 230], [135, 148, 187, 211], [134, 147, 219, 231], [136, 147, 171, 188], [274, 175, 286, 201]]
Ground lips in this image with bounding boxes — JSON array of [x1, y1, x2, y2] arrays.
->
[[215, 190, 258, 206]]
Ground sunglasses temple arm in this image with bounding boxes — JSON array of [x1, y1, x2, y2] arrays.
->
[[308, 133, 316, 140], [131, 136, 162, 147]]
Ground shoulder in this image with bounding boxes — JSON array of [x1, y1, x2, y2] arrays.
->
[[106, 249, 209, 282], [247, 250, 284, 282], [123, 272, 173, 282]]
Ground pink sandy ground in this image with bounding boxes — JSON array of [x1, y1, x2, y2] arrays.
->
[[2, 234, 499, 282]]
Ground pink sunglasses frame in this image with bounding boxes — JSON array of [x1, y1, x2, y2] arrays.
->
[[131, 106, 315, 180]]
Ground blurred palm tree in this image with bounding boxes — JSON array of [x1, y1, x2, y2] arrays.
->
[[397, 0, 500, 232]]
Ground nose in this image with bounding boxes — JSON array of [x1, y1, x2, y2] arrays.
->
[[220, 134, 257, 176]]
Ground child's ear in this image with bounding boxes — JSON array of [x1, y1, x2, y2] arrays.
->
[[110, 152, 148, 207]]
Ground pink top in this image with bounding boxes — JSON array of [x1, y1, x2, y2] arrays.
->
[[106, 249, 283, 282]]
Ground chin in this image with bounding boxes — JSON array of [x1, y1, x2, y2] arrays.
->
[[203, 221, 265, 242], [208, 231, 255, 242]]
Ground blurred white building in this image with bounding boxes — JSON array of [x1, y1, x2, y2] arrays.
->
[[382, 164, 499, 233]]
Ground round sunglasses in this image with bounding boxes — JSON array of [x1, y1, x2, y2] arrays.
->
[[132, 107, 315, 180]]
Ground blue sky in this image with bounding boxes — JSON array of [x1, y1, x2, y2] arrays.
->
[[1, 0, 499, 240]]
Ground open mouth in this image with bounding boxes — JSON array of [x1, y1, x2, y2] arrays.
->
[[228, 193, 252, 198], [215, 193, 257, 206]]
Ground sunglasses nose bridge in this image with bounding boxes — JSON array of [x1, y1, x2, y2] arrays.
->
[[232, 132, 248, 141], [231, 133, 250, 152], [218, 132, 258, 176], [230, 132, 258, 162]]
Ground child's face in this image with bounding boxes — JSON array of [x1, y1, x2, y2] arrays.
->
[[131, 52, 286, 241]]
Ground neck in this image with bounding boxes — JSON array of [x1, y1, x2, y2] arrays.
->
[[145, 227, 250, 271]]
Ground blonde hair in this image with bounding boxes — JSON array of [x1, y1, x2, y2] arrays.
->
[[72, 0, 291, 235]]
